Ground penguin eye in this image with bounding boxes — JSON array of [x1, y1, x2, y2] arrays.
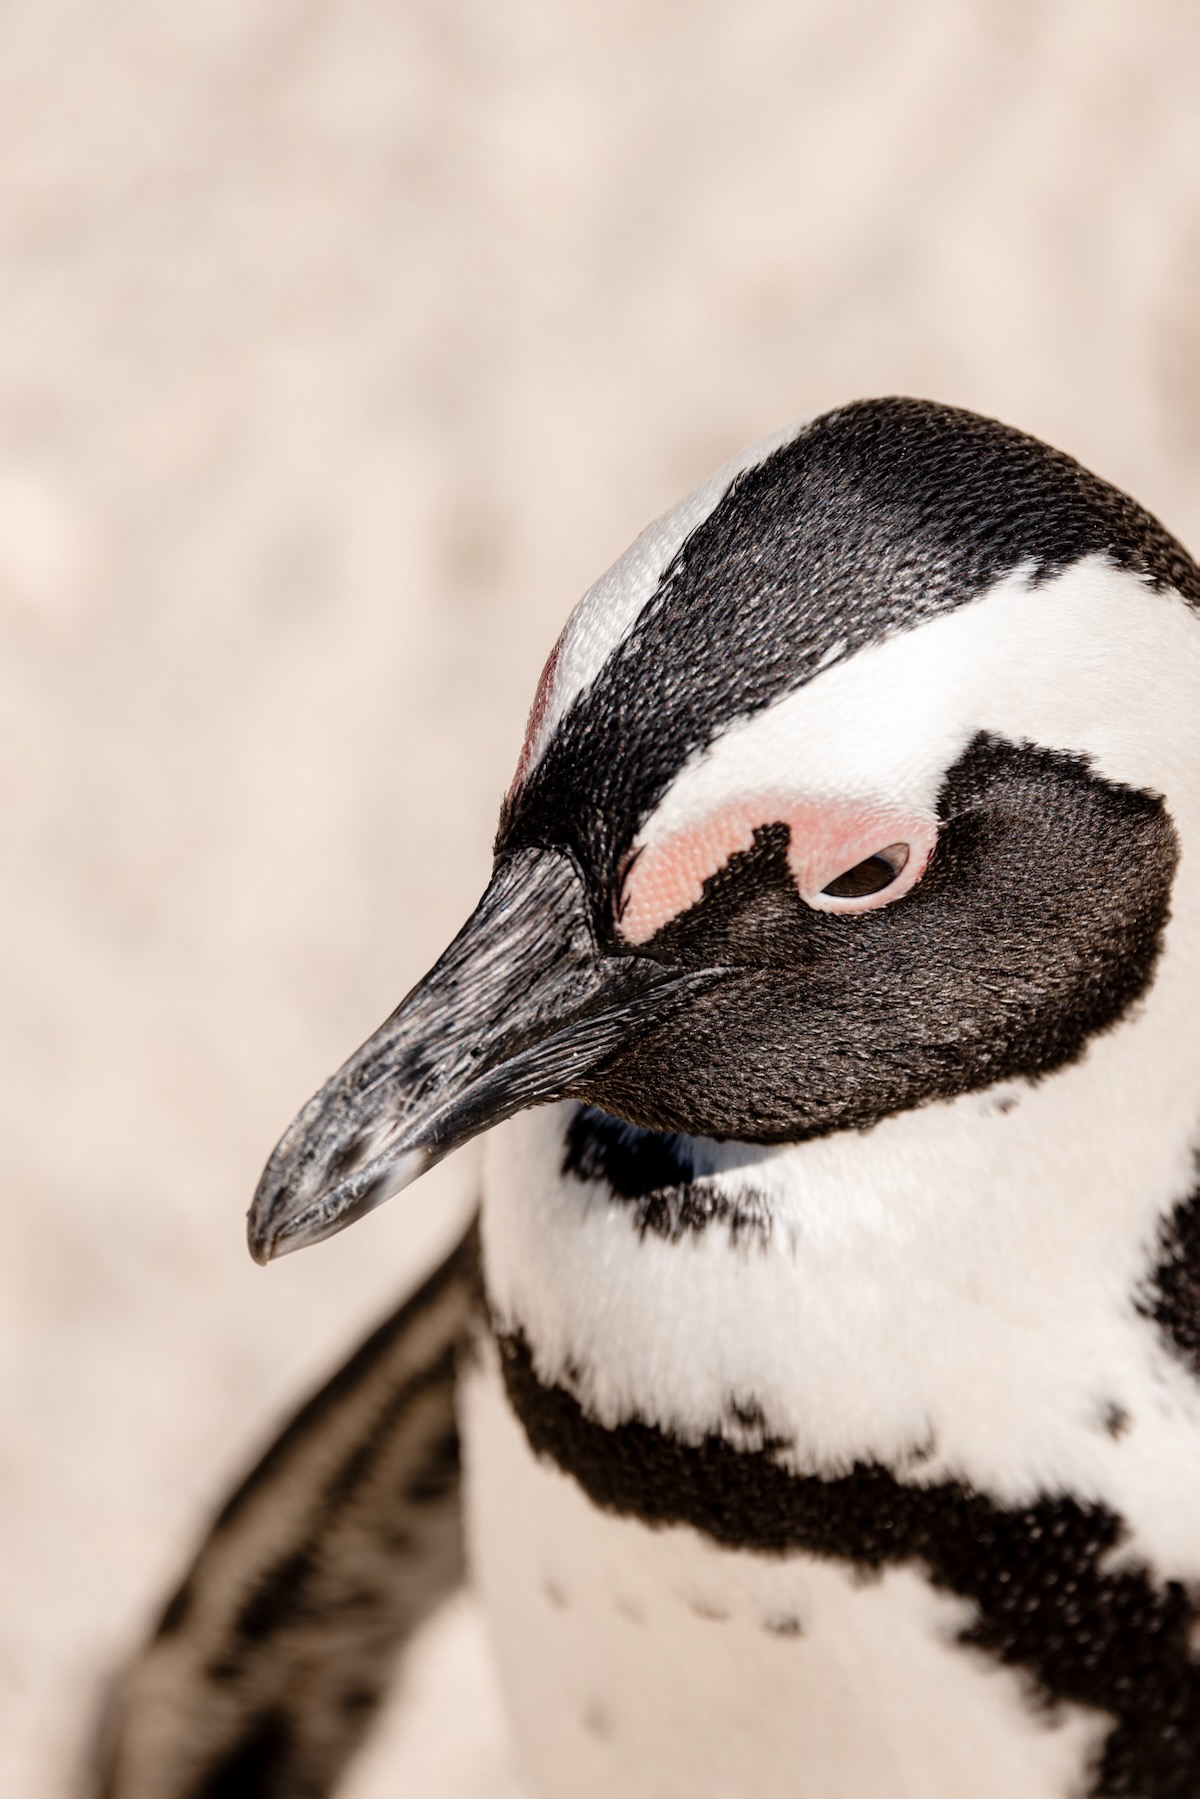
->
[[800, 831, 931, 915], [818, 843, 910, 901]]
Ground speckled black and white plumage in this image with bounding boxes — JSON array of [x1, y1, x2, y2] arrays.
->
[[104, 400, 1200, 1798]]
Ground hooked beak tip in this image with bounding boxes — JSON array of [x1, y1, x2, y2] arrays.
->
[[246, 1143, 433, 1266], [247, 1220, 277, 1266]]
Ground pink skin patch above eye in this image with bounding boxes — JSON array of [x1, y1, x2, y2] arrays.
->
[[617, 797, 939, 945], [507, 630, 567, 804]]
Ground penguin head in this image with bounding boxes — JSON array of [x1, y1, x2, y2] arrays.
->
[[249, 398, 1199, 1262]]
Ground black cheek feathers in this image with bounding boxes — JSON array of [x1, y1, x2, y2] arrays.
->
[[584, 736, 1178, 1143]]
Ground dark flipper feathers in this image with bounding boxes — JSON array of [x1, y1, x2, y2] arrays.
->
[[96, 1226, 477, 1799]]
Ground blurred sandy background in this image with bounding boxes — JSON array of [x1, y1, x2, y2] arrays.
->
[[6, 2, 1200, 1794]]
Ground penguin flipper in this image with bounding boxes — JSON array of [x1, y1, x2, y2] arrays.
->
[[96, 1222, 478, 1799]]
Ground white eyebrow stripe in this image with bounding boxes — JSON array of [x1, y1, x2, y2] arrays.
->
[[519, 416, 816, 784], [628, 557, 1195, 862]]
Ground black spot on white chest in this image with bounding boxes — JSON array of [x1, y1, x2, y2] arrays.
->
[[562, 1105, 770, 1242], [1142, 1169, 1200, 1379]]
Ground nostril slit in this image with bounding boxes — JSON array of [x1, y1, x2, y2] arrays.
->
[[327, 1137, 371, 1184]]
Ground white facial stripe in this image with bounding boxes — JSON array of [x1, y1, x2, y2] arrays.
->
[[517, 417, 815, 785], [631, 557, 1196, 869]]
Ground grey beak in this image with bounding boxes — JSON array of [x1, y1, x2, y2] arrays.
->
[[247, 847, 704, 1263]]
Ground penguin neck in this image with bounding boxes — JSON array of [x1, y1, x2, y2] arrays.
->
[[482, 871, 1200, 1577]]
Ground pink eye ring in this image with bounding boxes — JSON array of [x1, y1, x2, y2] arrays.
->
[[792, 813, 937, 915], [617, 800, 938, 942], [801, 837, 925, 913]]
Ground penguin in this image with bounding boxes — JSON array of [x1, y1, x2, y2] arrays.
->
[[99, 397, 1200, 1799]]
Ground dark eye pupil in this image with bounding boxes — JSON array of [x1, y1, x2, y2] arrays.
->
[[821, 842, 909, 900]]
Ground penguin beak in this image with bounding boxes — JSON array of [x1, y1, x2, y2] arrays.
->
[[247, 847, 705, 1263]]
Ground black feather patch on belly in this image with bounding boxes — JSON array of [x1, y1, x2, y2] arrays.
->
[[496, 1329, 1200, 1799]]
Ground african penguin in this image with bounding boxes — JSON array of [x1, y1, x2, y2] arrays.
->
[[100, 398, 1200, 1799]]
